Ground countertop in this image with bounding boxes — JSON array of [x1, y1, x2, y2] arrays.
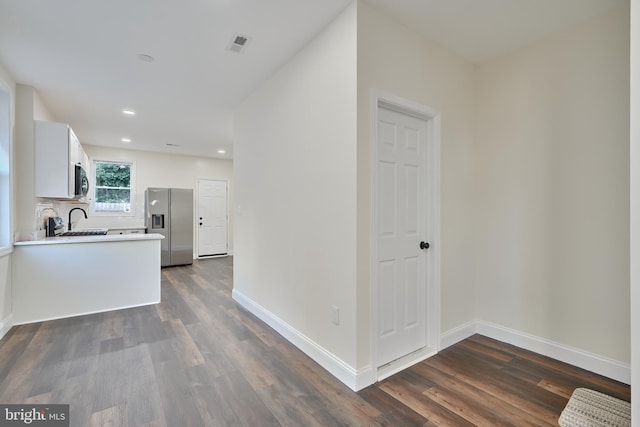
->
[[14, 233, 165, 246]]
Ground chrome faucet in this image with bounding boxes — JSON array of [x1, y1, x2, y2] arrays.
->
[[68, 207, 88, 231]]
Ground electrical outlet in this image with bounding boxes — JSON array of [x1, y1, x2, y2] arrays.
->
[[330, 305, 340, 326]]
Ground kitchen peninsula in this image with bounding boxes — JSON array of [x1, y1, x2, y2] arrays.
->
[[12, 233, 164, 324]]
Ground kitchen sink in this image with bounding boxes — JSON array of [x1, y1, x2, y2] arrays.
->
[[59, 229, 108, 236]]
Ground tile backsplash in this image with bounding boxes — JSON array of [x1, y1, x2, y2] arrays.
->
[[35, 200, 144, 233]]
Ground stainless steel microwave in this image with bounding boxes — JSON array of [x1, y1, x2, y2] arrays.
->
[[74, 164, 89, 198]]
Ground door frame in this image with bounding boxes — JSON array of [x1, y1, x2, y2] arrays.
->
[[370, 89, 442, 381], [196, 178, 229, 259]]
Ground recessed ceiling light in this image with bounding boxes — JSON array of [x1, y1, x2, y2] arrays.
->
[[217, 149, 226, 154], [137, 53, 155, 62], [121, 137, 132, 143], [122, 109, 136, 116]]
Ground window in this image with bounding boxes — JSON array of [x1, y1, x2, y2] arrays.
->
[[0, 82, 10, 250], [92, 160, 135, 215]]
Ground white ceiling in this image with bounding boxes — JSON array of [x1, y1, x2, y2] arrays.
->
[[0, 0, 627, 159]]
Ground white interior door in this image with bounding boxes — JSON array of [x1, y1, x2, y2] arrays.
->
[[197, 179, 228, 257], [376, 106, 429, 367]]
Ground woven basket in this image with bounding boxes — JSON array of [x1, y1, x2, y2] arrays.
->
[[558, 388, 630, 427]]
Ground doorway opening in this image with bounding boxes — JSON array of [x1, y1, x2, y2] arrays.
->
[[197, 179, 229, 258]]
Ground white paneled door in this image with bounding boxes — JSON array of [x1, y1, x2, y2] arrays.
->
[[376, 106, 429, 367], [197, 179, 228, 257]]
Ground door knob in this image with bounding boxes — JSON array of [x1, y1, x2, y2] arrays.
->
[[199, 222, 203, 226], [420, 241, 430, 250]]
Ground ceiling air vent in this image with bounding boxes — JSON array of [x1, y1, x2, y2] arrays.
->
[[226, 33, 251, 54]]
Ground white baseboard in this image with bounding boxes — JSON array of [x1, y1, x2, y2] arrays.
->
[[440, 320, 477, 350], [13, 301, 160, 326], [475, 320, 631, 385], [0, 313, 14, 341], [441, 320, 631, 385], [232, 289, 372, 391], [225, 298, 632, 391]]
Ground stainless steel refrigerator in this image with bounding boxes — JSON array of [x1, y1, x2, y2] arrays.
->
[[145, 188, 193, 267]]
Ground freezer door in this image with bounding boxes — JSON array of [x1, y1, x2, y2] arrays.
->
[[169, 188, 193, 265], [145, 188, 171, 267]]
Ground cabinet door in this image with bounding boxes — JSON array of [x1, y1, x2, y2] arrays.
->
[[34, 121, 88, 199], [67, 128, 80, 196], [80, 148, 89, 170], [69, 128, 80, 166], [35, 121, 73, 198]]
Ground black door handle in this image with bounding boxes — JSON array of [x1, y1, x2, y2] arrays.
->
[[199, 222, 203, 226], [420, 241, 430, 250]]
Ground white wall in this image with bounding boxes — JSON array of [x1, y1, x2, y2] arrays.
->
[[15, 85, 54, 236], [234, 3, 358, 367], [15, 85, 37, 235], [629, 0, 639, 421], [475, 6, 630, 363], [356, 1, 477, 366], [80, 145, 234, 253]]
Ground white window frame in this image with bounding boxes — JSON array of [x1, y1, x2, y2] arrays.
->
[[91, 159, 136, 217], [0, 77, 12, 254]]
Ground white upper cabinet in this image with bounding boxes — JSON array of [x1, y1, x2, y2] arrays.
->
[[34, 120, 87, 200]]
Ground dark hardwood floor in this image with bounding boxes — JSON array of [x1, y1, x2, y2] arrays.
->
[[0, 257, 630, 426]]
